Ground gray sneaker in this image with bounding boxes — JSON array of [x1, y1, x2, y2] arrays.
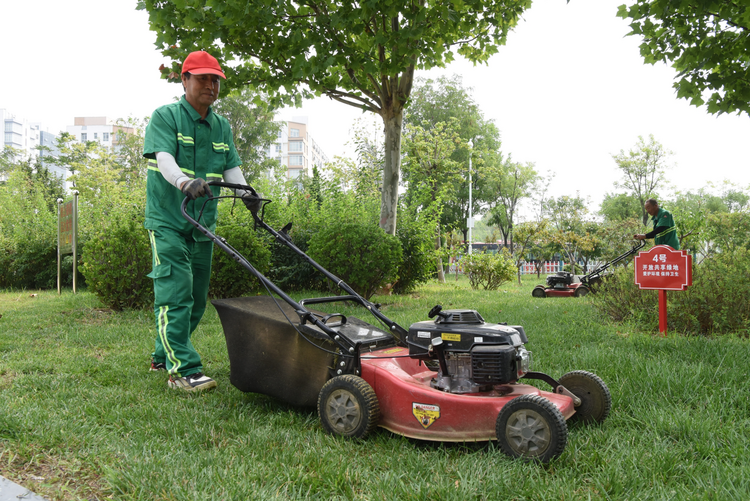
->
[[168, 372, 217, 392]]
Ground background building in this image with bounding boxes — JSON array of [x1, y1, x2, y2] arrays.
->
[[269, 116, 330, 180], [66, 116, 134, 150], [1, 108, 53, 159], [2, 108, 37, 155], [1, 108, 59, 183]]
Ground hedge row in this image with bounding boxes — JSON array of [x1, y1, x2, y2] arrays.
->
[[3, 196, 429, 310]]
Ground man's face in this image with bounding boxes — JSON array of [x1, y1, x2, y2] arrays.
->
[[645, 202, 658, 216], [182, 73, 221, 109]]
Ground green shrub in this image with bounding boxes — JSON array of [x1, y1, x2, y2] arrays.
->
[[393, 214, 435, 294], [267, 229, 323, 292], [0, 166, 63, 290], [0, 236, 78, 290], [589, 266, 659, 330], [308, 222, 402, 300], [11, 239, 58, 289], [81, 207, 153, 311], [209, 220, 271, 299], [0, 235, 11, 288], [462, 251, 516, 290], [669, 249, 750, 334]]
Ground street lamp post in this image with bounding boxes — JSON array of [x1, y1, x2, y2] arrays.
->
[[467, 139, 473, 255]]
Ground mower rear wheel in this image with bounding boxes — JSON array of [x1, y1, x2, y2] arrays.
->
[[532, 286, 547, 298], [573, 286, 589, 297], [318, 375, 380, 439], [496, 394, 568, 463], [559, 370, 611, 424]]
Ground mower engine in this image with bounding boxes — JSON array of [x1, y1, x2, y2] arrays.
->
[[546, 271, 576, 289], [408, 308, 532, 394]]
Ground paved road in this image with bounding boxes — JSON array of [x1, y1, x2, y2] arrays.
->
[[0, 476, 48, 501]]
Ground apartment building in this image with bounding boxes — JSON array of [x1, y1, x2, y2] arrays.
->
[[66, 117, 135, 150], [1, 108, 59, 182], [2, 108, 45, 158], [269, 116, 330, 180]]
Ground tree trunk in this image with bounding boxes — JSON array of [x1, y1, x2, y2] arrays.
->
[[639, 197, 648, 225], [435, 221, 445, 283], [379, 108, 403, 235], [435, 240, 445, 283]]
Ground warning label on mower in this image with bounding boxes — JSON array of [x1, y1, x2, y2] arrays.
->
[[413, 403, 440, 429], [441, 333, 461, 342]]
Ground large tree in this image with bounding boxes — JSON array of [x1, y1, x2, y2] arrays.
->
[[405, 75, 503, 244], [599, 192, 642, 224], [139, 0, 530, 234], [544, 194, 594, 273], [611, 134, 672, 224], [618, 0, 750, 116], [486, 159, 538, 252], [113, 117, 149, 186], [401, 120, 463, 282]]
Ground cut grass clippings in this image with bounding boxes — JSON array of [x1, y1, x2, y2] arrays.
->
[[0, 275, 749, 500]]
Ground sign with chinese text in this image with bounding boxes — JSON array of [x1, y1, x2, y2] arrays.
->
[[634, 245, 692, 291]]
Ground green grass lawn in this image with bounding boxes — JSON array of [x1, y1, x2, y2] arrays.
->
[[1, 275, 749, 500]]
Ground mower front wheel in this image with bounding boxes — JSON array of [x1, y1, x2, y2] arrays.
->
[[559, 370, 611, 424], [531, 286, 547, 298], [318, 375, 380, 439], [496, 394, 568, 463]]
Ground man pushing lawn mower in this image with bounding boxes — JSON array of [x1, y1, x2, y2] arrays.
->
[[634, 198, 680, 250], [143, 50, 257, 393]]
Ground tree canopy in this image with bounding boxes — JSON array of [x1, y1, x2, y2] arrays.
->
[[405, 75, 503, 244], [618, 0, 750, 116], [139, 0, 531, 234], [611, 134, 671, 224], [486, 160, 539, 251]]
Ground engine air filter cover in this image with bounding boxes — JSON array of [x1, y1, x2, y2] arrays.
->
[[435, 309, 484, 324], [471, 345, 516, 384]]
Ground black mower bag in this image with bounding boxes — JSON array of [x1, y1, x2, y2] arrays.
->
[[212, 295, 393, 407]]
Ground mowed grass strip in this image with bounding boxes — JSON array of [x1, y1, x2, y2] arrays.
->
[[1, 276, 749, 500]]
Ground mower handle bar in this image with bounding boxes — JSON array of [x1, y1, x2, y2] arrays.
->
[[206, 180, 259, 196], [179, 184, 408, 355], [583, 239, 646, 279], [179, 194, 364, 355]]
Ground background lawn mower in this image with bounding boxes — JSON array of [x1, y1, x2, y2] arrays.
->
[[532, 240, 645, 298], [183, 182, 612, 463]]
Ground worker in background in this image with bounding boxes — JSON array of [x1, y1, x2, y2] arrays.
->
[[634, 198, 680, 250]]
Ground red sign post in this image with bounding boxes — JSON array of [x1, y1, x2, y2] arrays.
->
[[634, 245, 692, 335]]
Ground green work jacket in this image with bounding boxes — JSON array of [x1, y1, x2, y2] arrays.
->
[[143, 96, 241, 241], [651, 207, 680, 250]]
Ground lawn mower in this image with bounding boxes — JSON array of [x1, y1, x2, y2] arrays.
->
[[182, 182, 612, 463], [531, 240, 645, 298]]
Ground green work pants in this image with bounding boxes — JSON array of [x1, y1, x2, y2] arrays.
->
[[147, 227, 214, 378]]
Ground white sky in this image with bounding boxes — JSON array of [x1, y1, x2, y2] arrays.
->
[[4, 0, 749, 212]]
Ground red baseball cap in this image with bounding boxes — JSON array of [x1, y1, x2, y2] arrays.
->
[[181, 50, 226, 79]]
